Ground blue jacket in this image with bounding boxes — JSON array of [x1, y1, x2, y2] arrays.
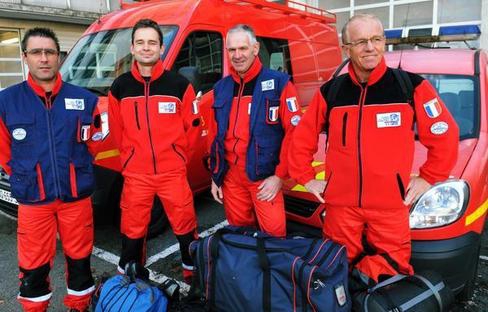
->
[[0, 80, 98, 204], [210, 67, 289, 186]]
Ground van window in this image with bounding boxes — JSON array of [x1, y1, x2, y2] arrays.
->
[[257, 37, 292, 78], [60, 25, 178, 96], [173, 31, 223, 93], [422, 74, 479, 140]]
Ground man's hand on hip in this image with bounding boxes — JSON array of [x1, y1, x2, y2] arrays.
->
[[304, 179, 326, 203], [211, 180, 223, 204], [404, 176, 431, 206], [257, 175, 283, 202]]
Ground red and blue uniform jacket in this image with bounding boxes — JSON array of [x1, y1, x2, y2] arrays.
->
[[210, 60, 297, 186], [0, 74, 98, 204]]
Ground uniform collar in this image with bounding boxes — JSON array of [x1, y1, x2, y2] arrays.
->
[[27, 72, 62, 97], [230, 57, 262, 84], [348, 57, 387, 86], [131, 59, 164, 83]]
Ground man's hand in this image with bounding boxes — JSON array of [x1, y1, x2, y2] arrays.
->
[[211, 180, 223, 204], [257, 175, 282, 202], [304, 179, 326, 203], [404, 176, 431, 206]]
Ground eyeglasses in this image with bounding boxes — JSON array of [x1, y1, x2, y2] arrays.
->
[[24, 48, 59, 57], [344, 35, 385, 48]]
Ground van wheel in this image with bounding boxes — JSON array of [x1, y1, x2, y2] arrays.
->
[[147, 197, 169, 239], [457, 242, 481, 301]]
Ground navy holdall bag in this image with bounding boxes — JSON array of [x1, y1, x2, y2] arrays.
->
[[190, 226, 351, 312]]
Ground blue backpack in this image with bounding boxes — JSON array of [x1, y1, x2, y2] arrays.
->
[[190, 226, 351, 312], [95, 274, 168, 312]]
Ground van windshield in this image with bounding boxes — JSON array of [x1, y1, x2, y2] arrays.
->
[[422, 74, 479, 140], [60, 26, 178, 96]]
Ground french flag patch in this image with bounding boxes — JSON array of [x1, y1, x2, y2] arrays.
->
[[423, 98, 442, 118], [286, 97, 298, 112], [268, 106, 279, 122]]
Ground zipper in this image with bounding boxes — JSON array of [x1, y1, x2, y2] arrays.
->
[[342, 112, 348, 146], [172, 143, 186, 163], [134, 101, 141, 130], [231, 78, 245, 165], [45, 108, 61, 198], [357, 85, 367, 207], [144, 81, 157, 174]]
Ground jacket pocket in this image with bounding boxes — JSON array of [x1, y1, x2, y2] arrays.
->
[[70, 154, 95, 198], [254, 137, 281, 177], [122, 147, 135, 170], [342, 112, 348, 147], [172, 143, 187, 163], [9, 159, 40, 202], [134, 101, 141, 130], [6, 117, 36, 159], [396, 173, 405, 201]]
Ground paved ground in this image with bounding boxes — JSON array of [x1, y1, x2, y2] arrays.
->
[[0, 191, 486, 311]]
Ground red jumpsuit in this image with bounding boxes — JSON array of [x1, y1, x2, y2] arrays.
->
[[0, 74, 99, 312], [212, 59, 302, 237], [289, 59, 459, 282], [108, 60, 200, 278]]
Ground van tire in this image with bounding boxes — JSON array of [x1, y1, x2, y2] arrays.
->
[[148, 197, 169, 239]]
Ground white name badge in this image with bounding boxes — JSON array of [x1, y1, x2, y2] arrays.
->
[[261, 79, 275, 91], [376, 112, 401, 128], [159, 102, 176, 114], [65, 98, 85, 110]]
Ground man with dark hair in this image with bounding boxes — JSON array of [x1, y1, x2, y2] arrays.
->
[[108, 18, 201, 283], [0, 27, 98, 311], [209, 24, 302, 237], [289, 14, 459, 287]]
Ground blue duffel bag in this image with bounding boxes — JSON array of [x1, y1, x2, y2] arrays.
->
[[95, 273, 168, 312], [190, 226, 351, 312]]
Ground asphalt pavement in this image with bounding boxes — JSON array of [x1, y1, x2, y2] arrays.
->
[[0, 191, 486, 311]]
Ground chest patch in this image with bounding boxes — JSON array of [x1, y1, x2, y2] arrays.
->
[[12, 128, 27, 141], [159, 102, 176, 114], [376, 112, 401, 128], [65, 98, 85, 110], [268, 106, 279, 122], [261, 79, 275, 91]]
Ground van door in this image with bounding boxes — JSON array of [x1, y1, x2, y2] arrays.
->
[[171, 30, 224, 191]]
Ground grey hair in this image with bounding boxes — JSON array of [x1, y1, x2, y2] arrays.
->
[[226, 24, 257, 45], [341, 14, 384, 44]]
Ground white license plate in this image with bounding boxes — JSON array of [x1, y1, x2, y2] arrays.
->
[[0, 189, 18, 205]]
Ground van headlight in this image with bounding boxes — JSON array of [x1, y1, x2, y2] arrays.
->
[[409, 180, 469, 229]]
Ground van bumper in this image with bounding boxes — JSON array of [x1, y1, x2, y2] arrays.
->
[[410, 231, 481, 294]]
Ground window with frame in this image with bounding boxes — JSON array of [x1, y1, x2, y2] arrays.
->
[[0, 29, 23, 90], [173, 31, 223, 93], [257, 37, 293, 78]]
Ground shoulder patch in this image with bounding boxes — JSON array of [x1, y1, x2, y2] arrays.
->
[[430, 121, 449, 135], [423, 98, 442, 118], [286, 97, 298, 112]]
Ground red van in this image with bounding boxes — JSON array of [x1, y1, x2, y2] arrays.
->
[[0, 0, 342, 236], [284, 26, 487, 300]]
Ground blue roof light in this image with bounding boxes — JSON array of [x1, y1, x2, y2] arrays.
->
[[439, 25, 481, 36], [385, 29, 402, 39]]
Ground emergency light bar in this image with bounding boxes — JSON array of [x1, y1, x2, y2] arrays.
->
[[385, 24, 481, 45]]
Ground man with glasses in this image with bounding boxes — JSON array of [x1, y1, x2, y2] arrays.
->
[[0, 28, 98, 311], [289, 14, 458, 288]]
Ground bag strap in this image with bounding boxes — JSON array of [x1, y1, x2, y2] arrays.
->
[[398, 274, 445, 312], [257, 238, 271, 312], [208, 231, 222, 310], [391, 68, 414, 105]]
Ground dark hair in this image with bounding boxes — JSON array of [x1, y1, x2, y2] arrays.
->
[[132, 19, 163, 46], [21, 27, 60, 53]]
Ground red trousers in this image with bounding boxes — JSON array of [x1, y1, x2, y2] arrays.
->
[[222, 165, 286, 237], [323, 204, 414, 283], [119, 167, 197, 271], [17, 197, 94, 312]]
